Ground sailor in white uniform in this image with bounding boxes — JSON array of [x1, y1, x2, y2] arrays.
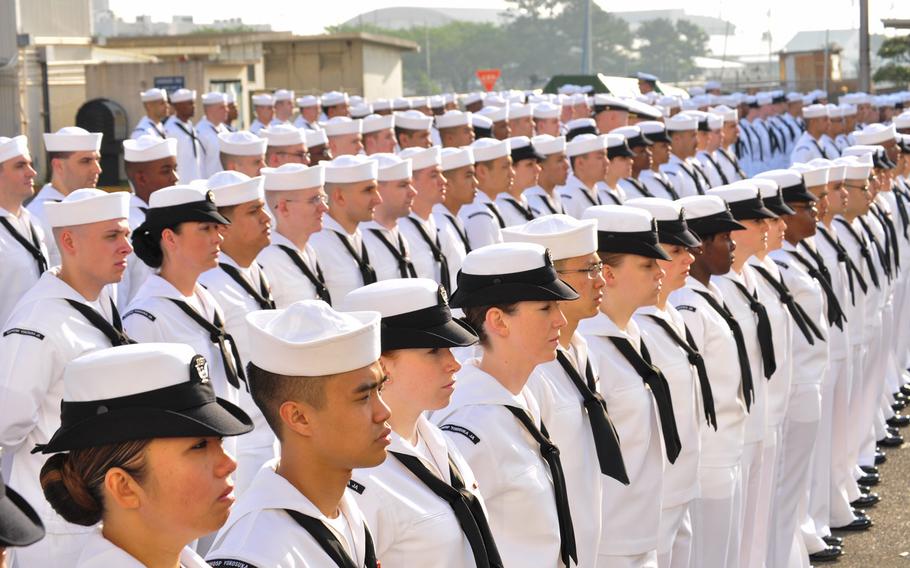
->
[[712, 105, 748, 184], [197, 92, 231, 178], [249, 93, 277, 135], [130, 88, 169, 140], [294, 95, 321, 131], [0, 136, 48, 327], [341, 279, 502, 568], [626, 197, 714, 568], [580, 205, 680, 568], [398, 147, 451, 290], [217, 130, 267, 179], [123, 185, 243, 457], [362, 114, 397, 156], [790, 105, 833, 165], [459, 138, 511, 247], [361, 154, 418, 282], [0, 189, 132, 568], [117, 135, 179, 310], [436, 109, 475, 148], [28, 127, 103, 268], [502, 215, 629, 568], [199, 171, 277, 494], [557, 133, 607, 218], [638, 122, 681, 199], [661, 113, 708, 197], [34, 343, 252, 568], [164, 88, 203, 183], [599, 134, 633, 205], [257, 163, 331, 305], [206, 300, 389, 568], [434, 148, 475, 286], [495, 136, 538, 226], [524, 135, 568, 216], [433, 243, 581, 568], [310, 155, 383, 301], [668, 196, 750, 568], [261, 123, 308, 168], [324, 117, 364, 158]]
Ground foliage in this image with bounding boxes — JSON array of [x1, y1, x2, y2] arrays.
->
[[330, 1, 709, 93], [873, 35, 910, 84]]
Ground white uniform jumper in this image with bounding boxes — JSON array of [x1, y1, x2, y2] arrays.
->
[[557, 174, 601, 219], [432, 203, 470, 288], [76, 529, 209, 568], [0, 206, 48, 327], [257, 232, 330, 306], [361, 220, 417, 282], [309, 215, 378, 302], [164, 115, 203, 182], [458, 192, 505, 248], [524, 185, 566, 217], [26, 183, 66, 268]]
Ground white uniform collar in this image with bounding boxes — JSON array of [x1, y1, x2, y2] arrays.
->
[[132, 273, 210, 304], [323, 213, 359, 238], [577, 311, 642, 348], [386, 415, 452, 478], [360, 219, 399, 235], [684, 275, 723, 300], [37, 183, 66, 201], [269, 231, 302, 252], [76, 528, 209, 568], [445, 359, 535, 411], [565, 173, 595, 193]]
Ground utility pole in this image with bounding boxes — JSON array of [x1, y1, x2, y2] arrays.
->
[[581, 0, 592, 74], [859, 0, 870, 92]]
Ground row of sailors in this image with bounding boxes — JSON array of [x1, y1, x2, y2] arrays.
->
[[2, 117, 907, 566]]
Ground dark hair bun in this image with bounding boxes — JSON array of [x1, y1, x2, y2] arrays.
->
[[40, 453, 103, 526], [131, 224, 164, 269]]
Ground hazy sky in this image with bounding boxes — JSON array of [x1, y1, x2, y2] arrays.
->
[[107, 0, 908, 54]]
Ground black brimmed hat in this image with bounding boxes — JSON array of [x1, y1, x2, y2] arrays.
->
[[0, 468, 45, 548], [625, 197, 702, 248], [707, 184, 778, 221], [583, 205, 671, 260], [678, 195, 747, 237]]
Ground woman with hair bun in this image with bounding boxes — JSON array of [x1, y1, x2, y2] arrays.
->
[[37, 342, 253, 567], [123, 185, 246, 461]]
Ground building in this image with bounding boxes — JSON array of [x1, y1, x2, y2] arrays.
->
[[781, 29, 884, 80]]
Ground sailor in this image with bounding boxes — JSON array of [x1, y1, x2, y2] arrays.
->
[[261, 123, 308, 167], [434, 148, 475, 284], [0, 189, 132, 568], [495, 136, 538, 225], [661, 113, 707, 197], [324, 117, 364, 157], [599, 134, 634, 205], [117, 135, 179, 309], [131, 88, 169, 140], [790, 104, 833, 164], [294, 95, 321, 130], [711, 105, 748, 183], [164, 88, 203, 183], [205, 300, 387, 567], [395, 110, 434, 150], [624, 197, 713, 568], [35, 343, 252, 567], [217, 130, 267, 178], [695, 113, 729, 188], [198, 171, 276, 493], [257, 163, 330, 306], [28, 127, 102, 267], [525, 135, 568, 216], [592, 95, 629, 134], [459, 138, 512, 247], [433, 242, 580, 568], [249, 93, 276, 135], [668, 195, 750, 568], [507, 103, 534, 138], [612, 125, 655, 199], [197, 92, 231, 178], [638, 121, 679, 199], [361, 154, 418, 281], [502, 215, 629, 568], [398, 147, 452, 290], [362, 114, 396, 155], [437, 110, 475, 148], [533, 102, 563, 137], [273, 89, 295, 125], [558, 133, 608, 218], [306, 129, 332, 164], [373, 98, 393, 117], [309, 155, 382, 301], [340, 279, 502, 568], [322, 90, 351, 119], [0, 135, 47, 328], [225, 92, 238, 132], [579, 205, 681, 568], [122, 184, 243, 455]]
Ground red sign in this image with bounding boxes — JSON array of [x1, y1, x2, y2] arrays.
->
[[476, 69, 501, 92]]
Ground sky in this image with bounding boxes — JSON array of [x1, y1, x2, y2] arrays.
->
[[107, 0, 909, 55]]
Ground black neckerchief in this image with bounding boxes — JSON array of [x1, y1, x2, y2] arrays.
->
[[723, 277, 777, 379], [168, 299, 246, 390], [218, 262, 276, 310], [283, 509, 377, 568], [367, 228, 418, 279], [751, 263, 825, 344], [404, 216, 451, 293], [785, 247, 846, 329], [333, 231, 378, 286], [64, 298, 134, 347], [0, 216, 47, 274], [276, 244, 332, 304], [692, 289, 754, 410]]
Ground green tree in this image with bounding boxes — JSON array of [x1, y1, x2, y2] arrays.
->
[[873, 35, 910, 84], [635, 18, 709, 82]]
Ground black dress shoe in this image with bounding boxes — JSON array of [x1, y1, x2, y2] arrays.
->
[[887, 426, 901, 436], [894, 392, 908, 404], [832, 516, 873, 531], [809, 546, 843, 562], [851, 493, 880, 507], [888, 414, 910, 427], [875, 450, 887, 464], [860, 464, 878, 475], [894, 402, 907, 412], [823, 535, 844, 547], [877, 434, 903, 447], [858, 472, 880, 486], [901, 384, 910, 397]]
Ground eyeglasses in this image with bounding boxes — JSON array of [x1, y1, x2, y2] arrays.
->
[[557, 261, 604, 280], [276, 151, 309, 162], [285, 194, 329, 206]]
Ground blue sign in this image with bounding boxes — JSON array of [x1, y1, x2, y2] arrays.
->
[[154, 76, 185, 93]]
